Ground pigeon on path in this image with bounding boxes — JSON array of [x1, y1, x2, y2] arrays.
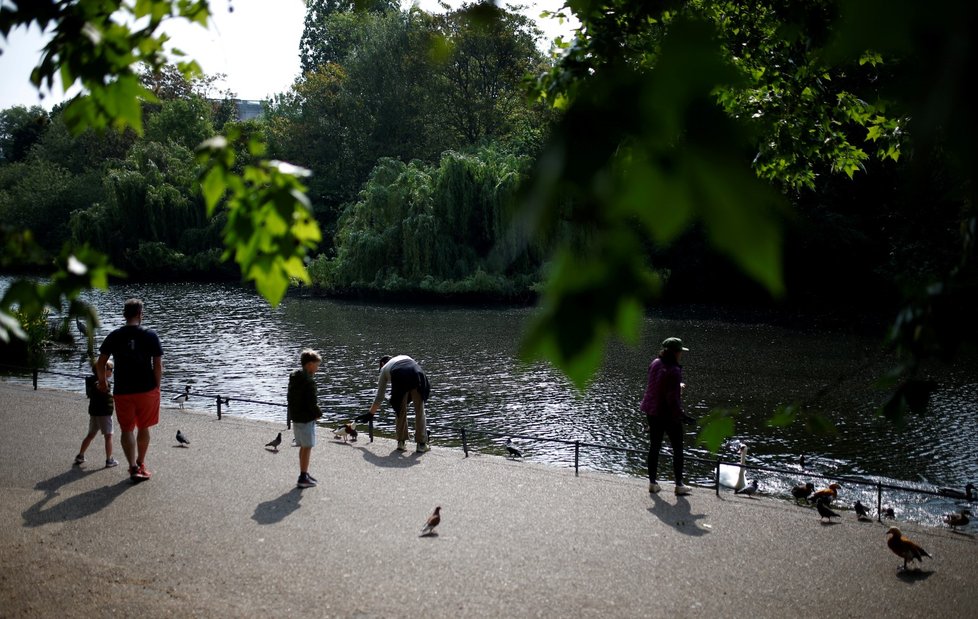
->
[[420, 506, 441, 537], [172, 385, 190, 408], [735, 479, 759, 498], [816, 498, 840, 522], [886, 527, 931, 570], [854, 500, 871, 521], [266, 432, 282, 452], [176, 429, 190, 447]]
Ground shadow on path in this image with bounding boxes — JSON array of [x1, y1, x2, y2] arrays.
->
[[252, 488, 304, 525], [356, 445, 420, 469], [647, 494, 710, 537], [23, 476, 132, 527]]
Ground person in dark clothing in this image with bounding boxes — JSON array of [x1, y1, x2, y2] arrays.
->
[[368, 355, 430, 453], [96, 299, 163, 482], [288, 348, 322, 488], [640, 337, 691, 496], [74, 360, 118, 468]]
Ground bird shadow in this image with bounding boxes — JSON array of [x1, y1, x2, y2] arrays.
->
[[647, 494, 710, 536], [23, 478, 133, 527], [252, 488, 304, 525], [896, 568, 934, 582], [355, 446, 420, 469], [171, 445, 190, 449], [419, 531, 439, 538], [819, 520, 842, 526]]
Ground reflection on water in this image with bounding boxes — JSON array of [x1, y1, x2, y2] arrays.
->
[[3, 278, 976, 527]]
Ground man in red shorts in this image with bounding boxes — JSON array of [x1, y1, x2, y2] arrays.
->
[[96, 298, 164, 482]]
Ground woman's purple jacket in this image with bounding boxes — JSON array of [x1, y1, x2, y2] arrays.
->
[[640, 357, 683, 420]]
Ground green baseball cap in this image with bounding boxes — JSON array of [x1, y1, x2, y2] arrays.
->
[[662, 337, 689, 352]]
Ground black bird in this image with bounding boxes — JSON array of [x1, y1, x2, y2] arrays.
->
[[938, 482, 975, 501], [882, 506, 896, 519], [505, 438, 523, 459], [798, 454, 806, 469], [353, 412, 374, 424], [791, 482, 815, 501], [854, 500, 871, 521], [735, 479, 759, 498], [176, 429, 190, 447], [816, 498, 840, 522], [266, 432, 282, 452]]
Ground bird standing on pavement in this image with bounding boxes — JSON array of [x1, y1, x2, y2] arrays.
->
[[886, 527, 931, 570], [791, 482, 815, 501], [266, 432, 282, 452], [816, 498, 840, 522], [943, 509, 971, 530], [334, 422, 358, 442], [420, 506, 441, 537], [172, 385, 190, 408], [505, 438, 523, 459], [882, 506, 896, 519], [735, 479, 759, 498], [854, 500, 871, 521], [176, 429, 190, 447], [810, 483, 842, 504]]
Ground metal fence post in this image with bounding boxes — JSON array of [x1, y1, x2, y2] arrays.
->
[[575, 441, 580, 476], [32, 369, 38, 390], [877, 481, 883, 523], [461, 428, 468, 457], [716, 457, 721, 496], [216, 396, 223, 420]]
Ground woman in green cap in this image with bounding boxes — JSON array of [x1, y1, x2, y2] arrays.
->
[[640, 337, 691, 495]]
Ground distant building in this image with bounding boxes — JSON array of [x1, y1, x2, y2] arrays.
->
[[209, 98, 265, 122], [234, 100, 264, 121]]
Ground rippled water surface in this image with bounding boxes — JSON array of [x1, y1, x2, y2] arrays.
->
[[3, 278, 976, 527]]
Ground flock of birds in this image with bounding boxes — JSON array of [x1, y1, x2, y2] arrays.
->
[[719, 443, 974, 571]]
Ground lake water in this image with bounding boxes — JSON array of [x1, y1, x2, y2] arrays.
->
[[3, 277, 976, 527]]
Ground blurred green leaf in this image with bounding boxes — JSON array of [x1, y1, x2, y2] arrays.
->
[[696, 409, 738, 454]]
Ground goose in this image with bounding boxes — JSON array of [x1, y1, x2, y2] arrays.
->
[[943, 509, 971, 530], [886, 527, 930, 570], [938, 482, 975, 501], [718, 444, 748, 490]]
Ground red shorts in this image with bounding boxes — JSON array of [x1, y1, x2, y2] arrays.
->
[[114, 388, 161, 432]]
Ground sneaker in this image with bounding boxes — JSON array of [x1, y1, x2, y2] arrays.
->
[[675, 484, 692, 496], [307, 473, 318, 483], [133, 463, 151, 481], [297, 473, 317, 488], [128, 465, 140, 480], [396, 441, 407, 452], [105, 458, 119, 468], [416, 443, 430, 453], [649, 482, 661, 494], [74, 454, 85, 466]]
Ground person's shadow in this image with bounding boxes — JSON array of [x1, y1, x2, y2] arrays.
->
[[647, 494, 711, 537], [23, 470, 132, 527], [356, 445, 420, 469], [252, 488, 303, 525]]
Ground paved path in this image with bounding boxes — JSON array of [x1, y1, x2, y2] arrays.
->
[[1, 380, 976, 617]]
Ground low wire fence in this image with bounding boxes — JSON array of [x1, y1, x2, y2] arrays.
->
[[3, 363, 973, 525]]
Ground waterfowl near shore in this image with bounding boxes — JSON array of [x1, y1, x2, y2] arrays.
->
[[938, 483, 975, 501], [810, 483, 841, 504], [886, 527, 931, 570], [791, 482, 815, 501], [718, 444, 747, 491], [943, 510, 971, 530]]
